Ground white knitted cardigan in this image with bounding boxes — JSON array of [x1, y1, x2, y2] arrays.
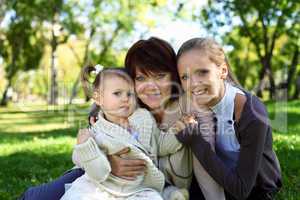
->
[[73, 108, 182, 196]]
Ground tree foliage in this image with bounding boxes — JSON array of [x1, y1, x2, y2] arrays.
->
[[199, 0, 300, 99]]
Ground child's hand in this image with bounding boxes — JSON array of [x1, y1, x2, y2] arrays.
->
[[77, 128, 92, 144], [89, 116, 98, 125]]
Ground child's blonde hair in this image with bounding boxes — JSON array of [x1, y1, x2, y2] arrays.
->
[[81, 65, 133, 99], [177, 37, 240, 86]]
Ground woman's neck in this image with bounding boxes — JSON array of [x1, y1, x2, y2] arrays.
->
[[153, 110, 164, 124], [151, 108, 164, 124], [150, 99, 176, 124]]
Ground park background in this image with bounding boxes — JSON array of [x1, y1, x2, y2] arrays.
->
[[0, 0, 299, 199]]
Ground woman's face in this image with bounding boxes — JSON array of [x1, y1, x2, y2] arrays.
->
[[134, 69, 172, 111], [177, 49, 228, 108]]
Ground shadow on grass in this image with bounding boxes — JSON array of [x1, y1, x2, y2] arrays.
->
[[0, 151, 74, 200]]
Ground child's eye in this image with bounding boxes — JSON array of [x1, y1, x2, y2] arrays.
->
[[181, 74, 188, 81], [135, 75, 145, 82], [113, 91, 122, 96]]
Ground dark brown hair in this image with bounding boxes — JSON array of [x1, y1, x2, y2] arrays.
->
[[177, 37, 240, 86], [125, 37, 182, 101], [81, 65, 132, 99]]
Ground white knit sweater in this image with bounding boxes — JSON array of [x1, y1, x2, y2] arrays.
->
[[73, 108, 183, 196]]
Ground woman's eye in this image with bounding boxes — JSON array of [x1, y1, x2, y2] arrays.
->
[[113, 91, 122, 96], [156, 73, 166, 80], [181, 74, 188, 80], [127, 91, 135, 97], [135, 75, 145, 82], [197, 69, 209, 76]]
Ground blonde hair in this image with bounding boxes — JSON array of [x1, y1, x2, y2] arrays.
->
[[177, 37, 240, 86], [81, 66, 133, 99]]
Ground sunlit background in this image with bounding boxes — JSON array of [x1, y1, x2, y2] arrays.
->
[[0, 0, 299, 199]]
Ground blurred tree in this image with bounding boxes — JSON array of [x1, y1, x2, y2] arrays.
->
[[0, 0, 83, 105], [0, 0, 6, 24], [199, 0, 300, 99], [0, 0, 46, 106], [42, 0, 83, 105], [0, 0, 183, 105], [68, 0, 165, 103]]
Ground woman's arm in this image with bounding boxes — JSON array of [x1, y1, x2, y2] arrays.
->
[[156, 129, 183, 156], [176, 116, 268, 200]]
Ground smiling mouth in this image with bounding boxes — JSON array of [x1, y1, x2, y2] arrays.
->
[[192, 89, 207, 96], [146, 93, 161, 97]]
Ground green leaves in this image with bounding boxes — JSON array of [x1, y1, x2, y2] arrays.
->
[[199, 0, 300, 98]]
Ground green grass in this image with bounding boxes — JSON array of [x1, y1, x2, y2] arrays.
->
[[265, 100, 300, 199], [0, 101, 299, 200], [0, 104, 89, 200]]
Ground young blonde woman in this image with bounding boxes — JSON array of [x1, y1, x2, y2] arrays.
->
[[175, 38, 282, 200]]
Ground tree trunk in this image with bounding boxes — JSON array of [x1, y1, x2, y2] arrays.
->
[[68, 27, 95, 104], [256, 56, 276, 99], [287, 47, 299, 99], [293, 75, 300, 99], [49, 28, 58, 105], [69, 75, 80, 104], [0, 81, 11, 106], [256, 58, 268, 97], [267, 68, 276, 99]]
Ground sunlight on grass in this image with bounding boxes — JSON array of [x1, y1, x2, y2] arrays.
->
[[0, 101, 299, 200], [2, 123, 74, 133], [0, 136, 75, 156]]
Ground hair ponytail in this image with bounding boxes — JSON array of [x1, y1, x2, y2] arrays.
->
[[81, 65, 134, 101], [81, 65, 97, 99]]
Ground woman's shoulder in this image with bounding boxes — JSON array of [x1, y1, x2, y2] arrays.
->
[[235, 90, 269, 129]]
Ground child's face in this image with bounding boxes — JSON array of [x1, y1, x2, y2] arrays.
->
[[94, 75, 136, 119], [177, 49, 228, 108]]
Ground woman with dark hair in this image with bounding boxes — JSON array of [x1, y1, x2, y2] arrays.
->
[[19, 37, 198, 200], [123, 37, 224, 200]]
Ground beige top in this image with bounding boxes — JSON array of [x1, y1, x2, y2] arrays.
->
[[158, 96, 194, 189], [72, 108, 183, 196]]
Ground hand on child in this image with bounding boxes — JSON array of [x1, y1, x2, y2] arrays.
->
[[108, 148, 146, 180], [77, 128, 92, 144]]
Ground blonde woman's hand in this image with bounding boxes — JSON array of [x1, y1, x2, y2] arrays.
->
[[171, 114, 198, 134]]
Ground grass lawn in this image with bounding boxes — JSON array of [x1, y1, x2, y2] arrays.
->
[[0, 101, 299, 200]]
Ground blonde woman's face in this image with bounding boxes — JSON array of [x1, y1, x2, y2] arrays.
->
[[94, 76, 136, 119], [177, 49, 228, 108]]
